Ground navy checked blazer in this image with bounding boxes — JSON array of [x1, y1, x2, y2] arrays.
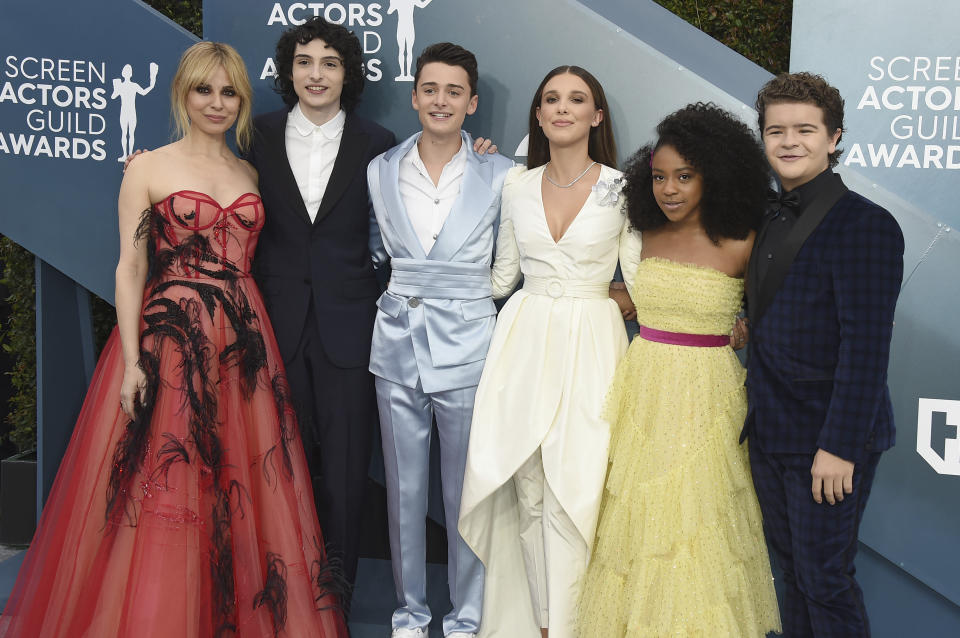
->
[[743, 174, 905, 463]]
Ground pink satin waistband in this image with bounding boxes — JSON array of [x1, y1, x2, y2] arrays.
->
[[638, 325, 730, 347]]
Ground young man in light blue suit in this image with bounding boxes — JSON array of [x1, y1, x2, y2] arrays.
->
[[367, 42, 513, 638]]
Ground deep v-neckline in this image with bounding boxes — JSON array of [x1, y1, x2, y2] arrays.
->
[[538, 165, 599, 245]]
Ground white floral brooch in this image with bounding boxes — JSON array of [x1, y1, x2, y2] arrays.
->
[[592, 177, 624, 207]]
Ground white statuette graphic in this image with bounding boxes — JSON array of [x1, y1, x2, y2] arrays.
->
[[389, 0, 432, 81], [916, 398, 960, 476], [111, 62, 158, 161], [514, 134, 529, 158]]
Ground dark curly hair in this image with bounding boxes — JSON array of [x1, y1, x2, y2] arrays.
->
[[273, 17, 365, 112], [756, 72, 845, 167], [623, 102, 769, 243]]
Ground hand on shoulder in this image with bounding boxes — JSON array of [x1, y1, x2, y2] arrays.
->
[[472, 136, 498, 156], [120, 147, 155, 191], [121, 140, 182, 173], [122, 149, 149, 173]]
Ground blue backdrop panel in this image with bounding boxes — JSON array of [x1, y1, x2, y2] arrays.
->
[[794, 0, 960, 229], [792, 0, 960, 618], [875, 227, 960, 603], [577, 0, 772, 105], [857, 545, 960, 635], [35, 259, 96, 512], [0, 0, 956, 633], [0, 0, 199, 515], [0, 0, 198, 301], [204, 0, 766, 167]]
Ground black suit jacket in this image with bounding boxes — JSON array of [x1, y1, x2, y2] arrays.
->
[[247, 108, 395, 368]]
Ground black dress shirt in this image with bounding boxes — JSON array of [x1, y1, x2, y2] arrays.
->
[[755, 168, 836, 286]]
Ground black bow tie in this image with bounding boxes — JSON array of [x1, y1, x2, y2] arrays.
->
[[766, 189, 800, 216]]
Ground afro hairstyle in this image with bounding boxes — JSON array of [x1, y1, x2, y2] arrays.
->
[[622, 102, 769, 243]]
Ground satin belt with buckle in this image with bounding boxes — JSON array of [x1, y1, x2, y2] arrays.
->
[[521, 275, 609, 299]]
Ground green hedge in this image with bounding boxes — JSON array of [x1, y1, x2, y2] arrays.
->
[[0, 238, 37, 452], [654, 0, 791, 75], [148, 0, 202, 37]]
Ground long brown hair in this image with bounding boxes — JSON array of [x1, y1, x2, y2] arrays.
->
[[526, 65, 617, 169]]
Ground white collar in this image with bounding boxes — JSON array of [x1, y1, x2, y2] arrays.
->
[[404, 133, 467, 173], [289, 103, 346, 139]]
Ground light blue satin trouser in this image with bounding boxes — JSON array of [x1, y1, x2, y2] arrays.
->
[[375, 376, 484, 635]]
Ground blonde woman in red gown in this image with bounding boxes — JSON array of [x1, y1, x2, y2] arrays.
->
[[0, 42, 348, 638]]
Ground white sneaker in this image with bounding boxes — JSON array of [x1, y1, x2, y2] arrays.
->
[[446, 633, 477, 638], [390, 628, 426, 638]]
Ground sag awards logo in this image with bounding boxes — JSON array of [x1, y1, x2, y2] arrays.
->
[[259, 1, 434, 82], [846, 54, 960, 170], [916, 398, 960, 476], [0, 54, 159, 162]]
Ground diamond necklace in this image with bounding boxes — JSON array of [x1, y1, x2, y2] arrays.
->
[[543, 161, 597, 188]]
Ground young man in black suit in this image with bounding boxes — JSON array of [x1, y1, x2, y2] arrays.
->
[[743, 72, 904, 637], [245, 17, 395, 596]]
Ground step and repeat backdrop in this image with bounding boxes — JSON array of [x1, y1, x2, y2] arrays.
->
[[0, 0, 194, 298], [792, 0, 960, 616], [0, 0, 957, 632]]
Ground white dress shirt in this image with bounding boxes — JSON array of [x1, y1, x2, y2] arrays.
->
[[285, 104, 345, 222], [399, 137, 467, 254]]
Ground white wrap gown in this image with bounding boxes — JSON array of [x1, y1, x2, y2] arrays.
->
[[458, 164, 642, 637]]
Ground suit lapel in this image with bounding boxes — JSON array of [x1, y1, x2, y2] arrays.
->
[[428, 142, 494, 262], [380, 134, 426, 259], [263, 111, 312, 226], [746, 215, 772, 325], [315, 113, 369, 225], [753, 173, 849, 324]]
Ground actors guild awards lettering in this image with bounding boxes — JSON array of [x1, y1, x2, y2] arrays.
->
[[846, 55, 960, 170], [260, 1, 435, 83], [0, 54, 160, 162]]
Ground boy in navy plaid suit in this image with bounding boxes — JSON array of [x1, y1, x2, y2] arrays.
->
[[742, 73, 904, 637]]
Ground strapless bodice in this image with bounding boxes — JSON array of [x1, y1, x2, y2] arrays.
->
[[632, 257, 744, 335], [148, 190, 264, 279]]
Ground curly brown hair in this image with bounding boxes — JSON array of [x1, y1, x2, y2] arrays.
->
[[756, 72, 845, 167], [273, 17, 365, 112]]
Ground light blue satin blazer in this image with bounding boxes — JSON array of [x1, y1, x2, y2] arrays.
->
[[367, 131, 514, 393]]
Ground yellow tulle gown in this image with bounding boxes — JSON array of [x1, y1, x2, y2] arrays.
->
[[577, 258, 781, 638]]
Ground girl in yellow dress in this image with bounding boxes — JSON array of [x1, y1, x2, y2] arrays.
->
[[577, 103, 782, 637]]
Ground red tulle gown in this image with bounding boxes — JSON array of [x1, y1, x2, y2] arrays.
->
[[0, 191, 348, 638]]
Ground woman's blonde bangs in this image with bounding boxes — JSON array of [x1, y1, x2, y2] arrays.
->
[[170, 42, 254, 152]]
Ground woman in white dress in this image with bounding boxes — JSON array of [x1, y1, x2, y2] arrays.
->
[[458, 66, 641, 638]]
